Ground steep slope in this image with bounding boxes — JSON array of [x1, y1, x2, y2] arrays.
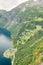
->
[[0, 0, 43, 29], [0, 10, 7, 27], [9, 0, 43, 34], [11, 1, 43, 65], [13, 21, 43, 65], [2, 0, 43, 65]]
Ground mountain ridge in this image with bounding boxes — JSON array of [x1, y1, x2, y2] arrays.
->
[[0, 1, 43, 65]]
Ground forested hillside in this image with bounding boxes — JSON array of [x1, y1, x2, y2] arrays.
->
[[12, 1, 43, 65], [1, 0, 43, 65]]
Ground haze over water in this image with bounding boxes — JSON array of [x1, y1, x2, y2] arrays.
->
[[0, 34, 11, 65]]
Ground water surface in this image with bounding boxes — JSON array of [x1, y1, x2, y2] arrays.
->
[[0, 28, 11, 65]]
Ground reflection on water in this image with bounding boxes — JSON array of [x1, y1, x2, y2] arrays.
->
[[0, 34, 11, 65]]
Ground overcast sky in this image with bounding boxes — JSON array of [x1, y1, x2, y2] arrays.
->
[[0, 0, 28, 11]]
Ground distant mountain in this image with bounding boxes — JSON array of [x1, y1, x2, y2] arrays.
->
[[0, 0, 43, 29], [2, 0, 43, 65], [8, 0, 43, 33]]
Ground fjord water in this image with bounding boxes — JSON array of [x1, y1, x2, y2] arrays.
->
[[0, 28, 11, 65]]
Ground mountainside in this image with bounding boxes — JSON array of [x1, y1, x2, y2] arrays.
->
[[11, 1, 43, 65], [0, 0, 43, 65], [0, 0, 43, 29]]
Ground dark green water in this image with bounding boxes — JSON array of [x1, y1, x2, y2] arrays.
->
[[0, 28, 11, 65]]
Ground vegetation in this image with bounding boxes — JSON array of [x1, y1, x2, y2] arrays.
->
[[1, 0, 43, 65], [12, 1, 43, 65]]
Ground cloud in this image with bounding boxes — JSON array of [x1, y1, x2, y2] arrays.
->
[[33, 0, 38, 1], [0, 0, 28, 11]]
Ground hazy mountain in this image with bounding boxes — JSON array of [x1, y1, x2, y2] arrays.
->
[[0, 0, 43, 29], [0, 1, 43, 65]]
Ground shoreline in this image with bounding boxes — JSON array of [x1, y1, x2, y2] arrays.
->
[[3, 48, 17, 65]]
